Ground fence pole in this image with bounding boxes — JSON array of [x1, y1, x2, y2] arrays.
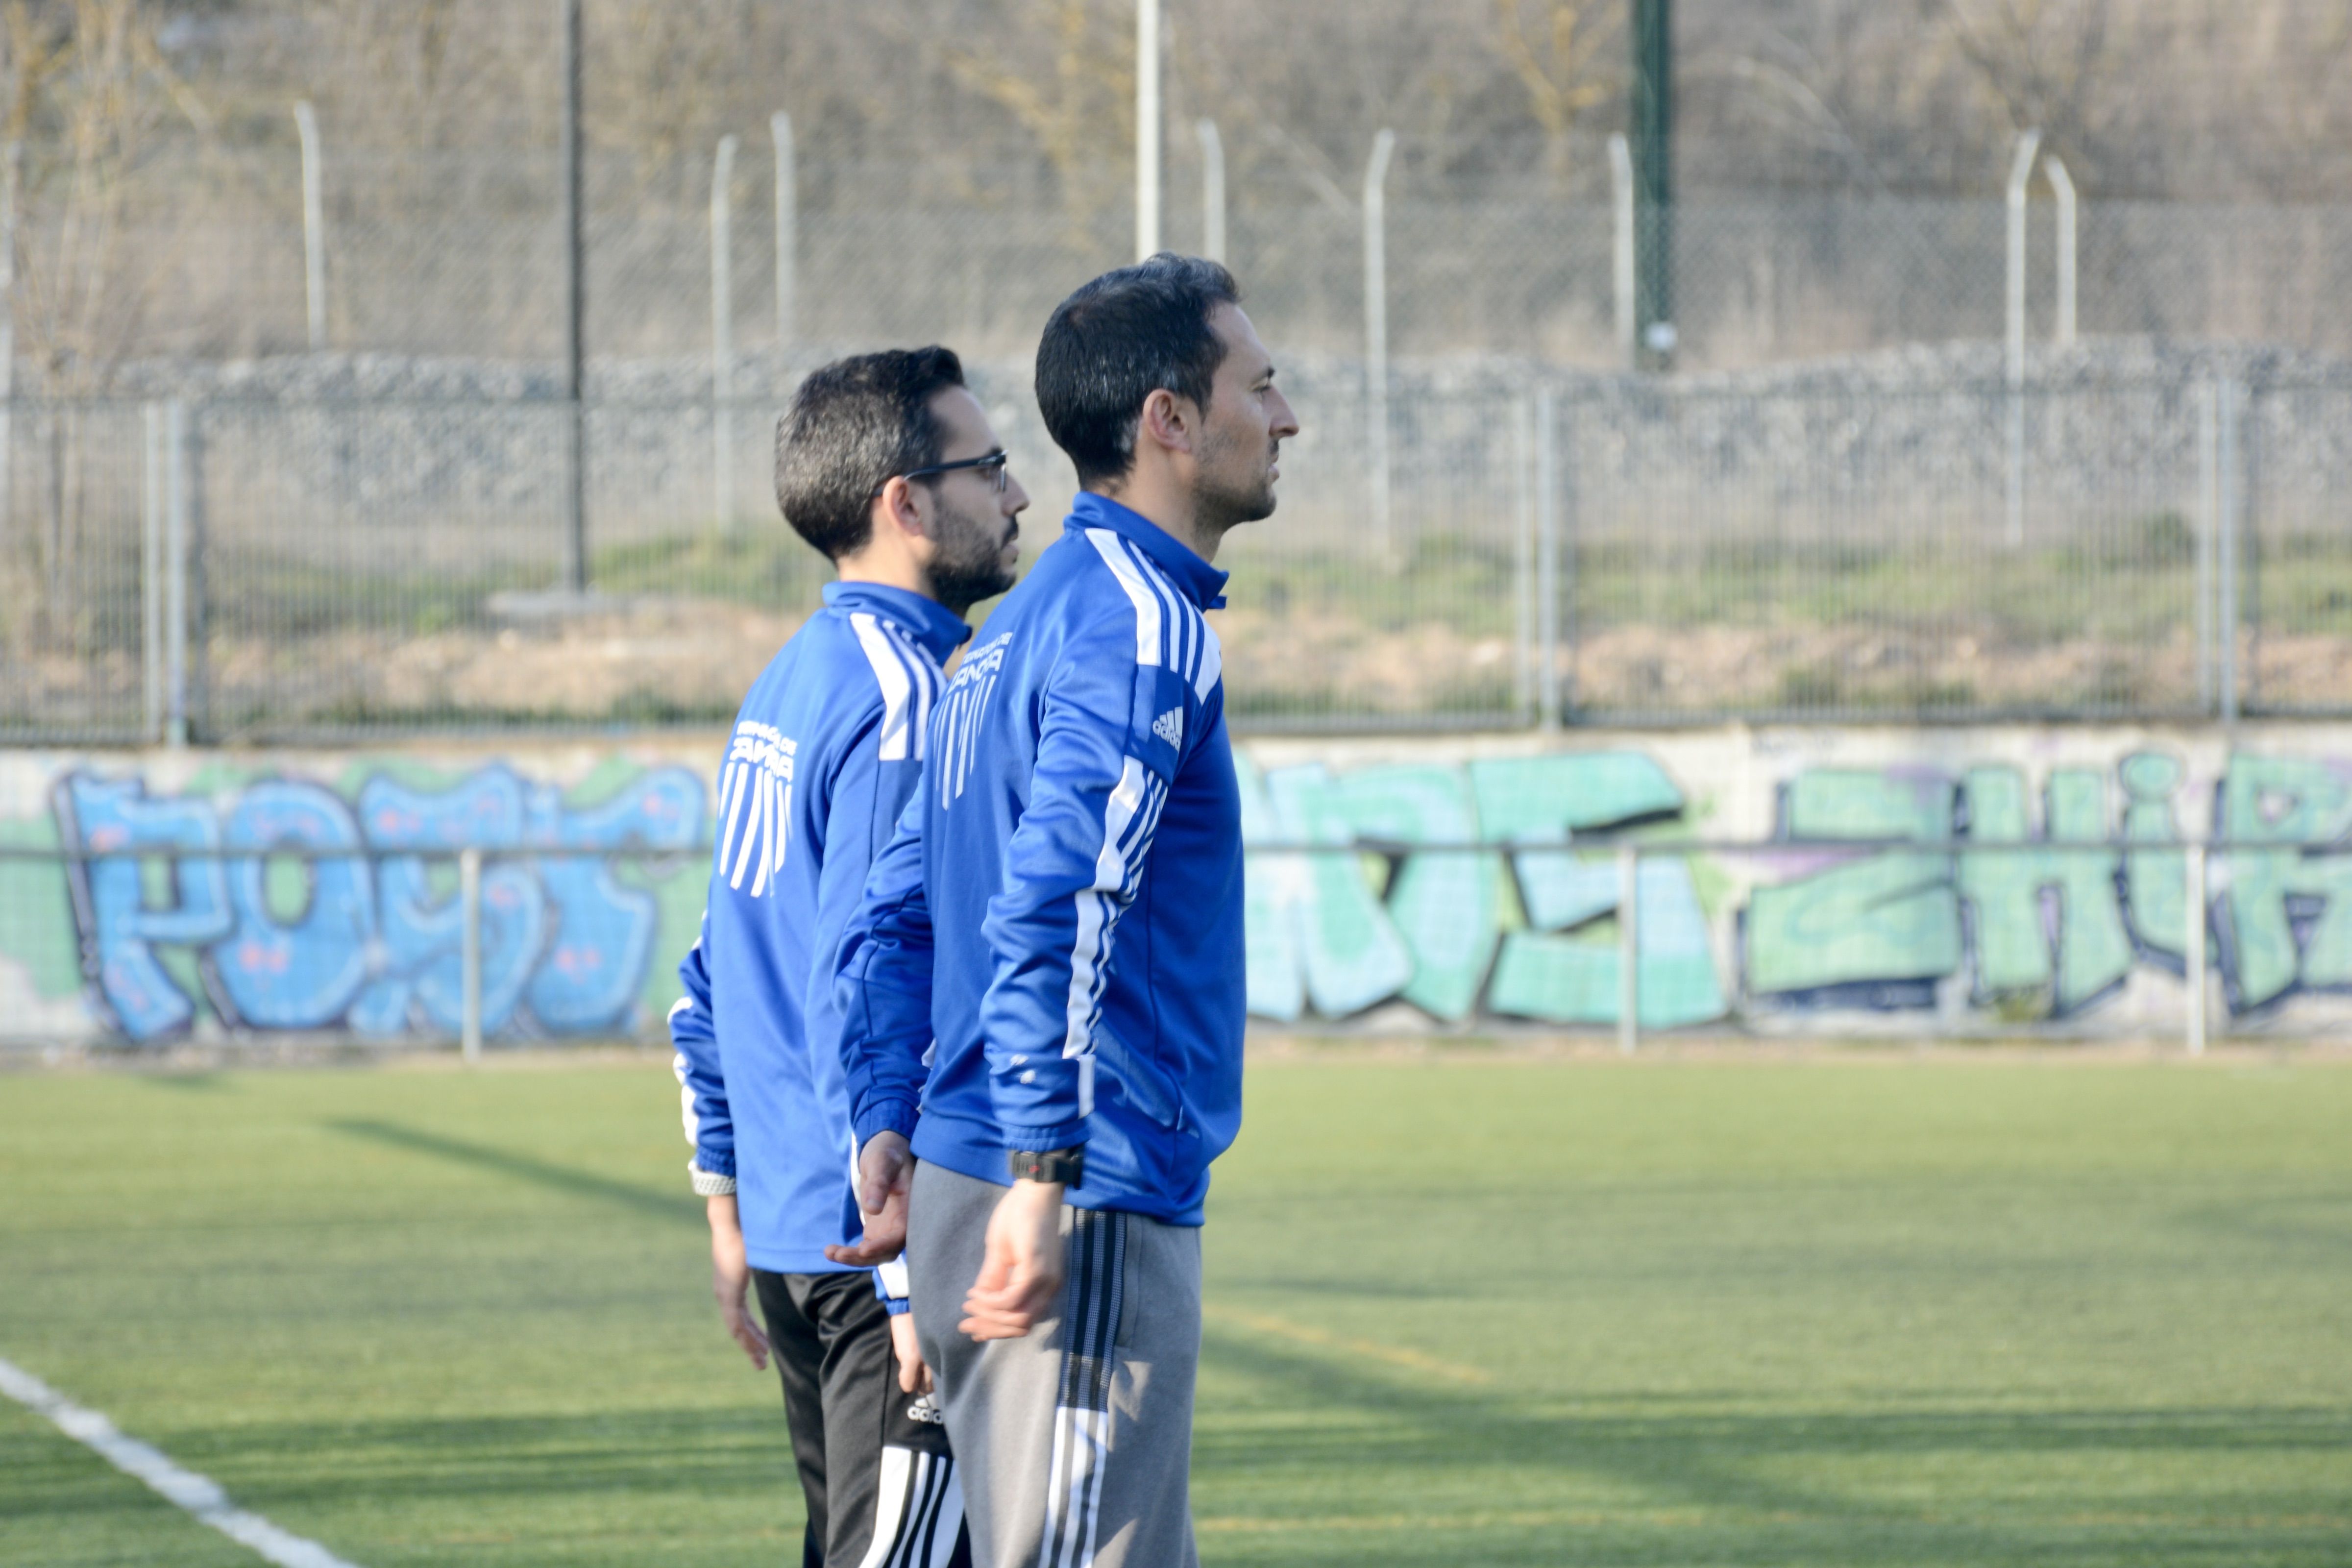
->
[[1, 140, 18, 551], [2005, 129, 2041, 550], [2045, 154, 2076, 348], [1535, 385, 1560, 729], [1512, 392, 1535, 726], [771, 113, 795, 354], [164, 401, 190, 749], [560, 0, 588, 593], [1135, 0, 1161, 259], [294, 100, 326, 351], [460, 848, 483, 1065], [1196, 119, 1225, 264], [711, 133, 739, 533], [1608, 133, 1635, 371], [2196, 380, 2218, 714], [2218, 380, 2241, 725], [2184, 840, 2207, 1057], [1363, 128, 1396, 563], [142, 404, 164, 743], [1617, 842, 1639, 1054]]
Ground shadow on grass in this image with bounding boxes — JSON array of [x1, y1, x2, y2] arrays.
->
[[326, 1118, 701, 1228], [8, 1385, 2345, 1568], [1189, 1327, 2352, 1566]]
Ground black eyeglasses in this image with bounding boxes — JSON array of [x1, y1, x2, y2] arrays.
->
[[877, 450, 1010, 496]]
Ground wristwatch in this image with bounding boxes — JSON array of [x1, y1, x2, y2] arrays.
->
[[1007, 1146, 1084, 1188]]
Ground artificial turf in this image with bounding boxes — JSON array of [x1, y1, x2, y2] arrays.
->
[[2, 1054, 2348, 1566]]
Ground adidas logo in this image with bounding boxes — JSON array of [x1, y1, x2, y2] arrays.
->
[[906, 1395, 945, 1425], [1152, 708, 1183, 747]]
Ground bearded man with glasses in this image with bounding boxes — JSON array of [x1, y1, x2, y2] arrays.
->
[[671, 346, 1025, 1568]]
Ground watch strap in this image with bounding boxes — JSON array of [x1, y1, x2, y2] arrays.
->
[[1007, 1146, 1084, 1188]]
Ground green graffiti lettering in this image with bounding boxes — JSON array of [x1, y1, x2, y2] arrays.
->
[[1330, 765, 1499, 1023], [2120, 752, 2195, 961], [1263, 764, 1415, 1018], [1487, 858, 1725, 1027], [2220, 755, 2352, 1008], [1955, 766, 2133, 1011], [1747, 851, 1960, 995]]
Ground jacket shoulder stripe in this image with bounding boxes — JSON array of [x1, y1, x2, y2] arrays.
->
[[1134, 541, 1194, 678], [848, 612, 921, 761], [1120, 535, 1206, 688], [1083, 530, 1163, 668], [1194, 618, 1223, 700], [882, 619, 942, 755]]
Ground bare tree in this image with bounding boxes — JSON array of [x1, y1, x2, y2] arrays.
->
[[1489, 0, 1621, 187]]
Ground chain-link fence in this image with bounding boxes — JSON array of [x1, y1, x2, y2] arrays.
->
[[6, 368, 2347, 741], [90, 139, 2352, 369]]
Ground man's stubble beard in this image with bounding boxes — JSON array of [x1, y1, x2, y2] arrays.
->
[[925, 494, 1019, 615], [1193, 422, 1279, 537]]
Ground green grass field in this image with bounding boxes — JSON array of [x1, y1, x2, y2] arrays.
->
[[4, 1054, 2349, 1566]]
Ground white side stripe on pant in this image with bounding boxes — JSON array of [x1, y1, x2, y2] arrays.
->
[[859, 1445, 967, 1568], [1038, 1208, 1127, 1568]]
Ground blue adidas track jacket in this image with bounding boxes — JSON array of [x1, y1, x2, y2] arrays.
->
[[671, 581, 969, 1281], [835, 493, 1247, 1227]]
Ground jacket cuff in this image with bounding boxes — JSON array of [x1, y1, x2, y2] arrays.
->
[[853, 1098, 921, 1151], [999, 1117, 1090, 1152], [688, 1162, 737, 1197]]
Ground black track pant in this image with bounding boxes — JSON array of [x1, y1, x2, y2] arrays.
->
[[753, 1268, 972, 1568]]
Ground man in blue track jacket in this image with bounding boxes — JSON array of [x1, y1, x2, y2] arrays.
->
[[829, 257, 1298, 1568], [672, 346, 1026, 1568]]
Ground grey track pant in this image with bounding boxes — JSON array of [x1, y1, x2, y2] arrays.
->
[[907, 1162, 1202, 1568]]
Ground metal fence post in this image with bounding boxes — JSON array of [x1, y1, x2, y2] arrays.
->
[[1, 140, 19, 554], [771, 113, 796, 353], [2196, 379, 2218, 715], [460, 848, 483, 1064], [1617, 842, 1639, 1054], [711, 133, 739, 533], [1135, 0, 1162, 259], [2045, 154, 2076, 348], [164, 400, 190, 749], [2218, 379, 2241, 724], [2184, 840, 2207, 1057], [1512, 392, 1535, 726], [559, 0, 588, 593], [142, 404, 164, 743], [1608, 133, 1635, 371], [294, 100, 326, 350], [1196, 120, 1226, 264], [2005, 129, 2040, 549], [1362, 128, 1396, 563], [1535, 386, 1560, 729]]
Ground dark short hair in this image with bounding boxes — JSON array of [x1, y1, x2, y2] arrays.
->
[[774, 346, 966, 559], [1035, 254, 1240, 488]]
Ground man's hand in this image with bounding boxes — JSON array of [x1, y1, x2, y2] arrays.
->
[[824, 1131, 913, 1267], [960, 1178, 1065, 1341], [707, 1193, 771, 1371], [889, 1311, 934, 1395]]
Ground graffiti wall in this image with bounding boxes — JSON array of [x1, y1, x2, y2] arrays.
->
[[1240, 727, 2352, 1037], [4, 724, 2351, 1045], [0, 745, 712, 1045]]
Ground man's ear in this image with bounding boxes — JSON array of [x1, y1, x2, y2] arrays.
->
[[1137, 388, 1195, 457], [874, 475, 928, 542]]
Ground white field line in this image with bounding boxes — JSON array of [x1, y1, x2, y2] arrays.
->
[[0, 1354, 363, 1568]]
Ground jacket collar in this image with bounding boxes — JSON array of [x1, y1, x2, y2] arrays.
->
[[1066, 491, 1230, 611], [822, 580, 973, 662]]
